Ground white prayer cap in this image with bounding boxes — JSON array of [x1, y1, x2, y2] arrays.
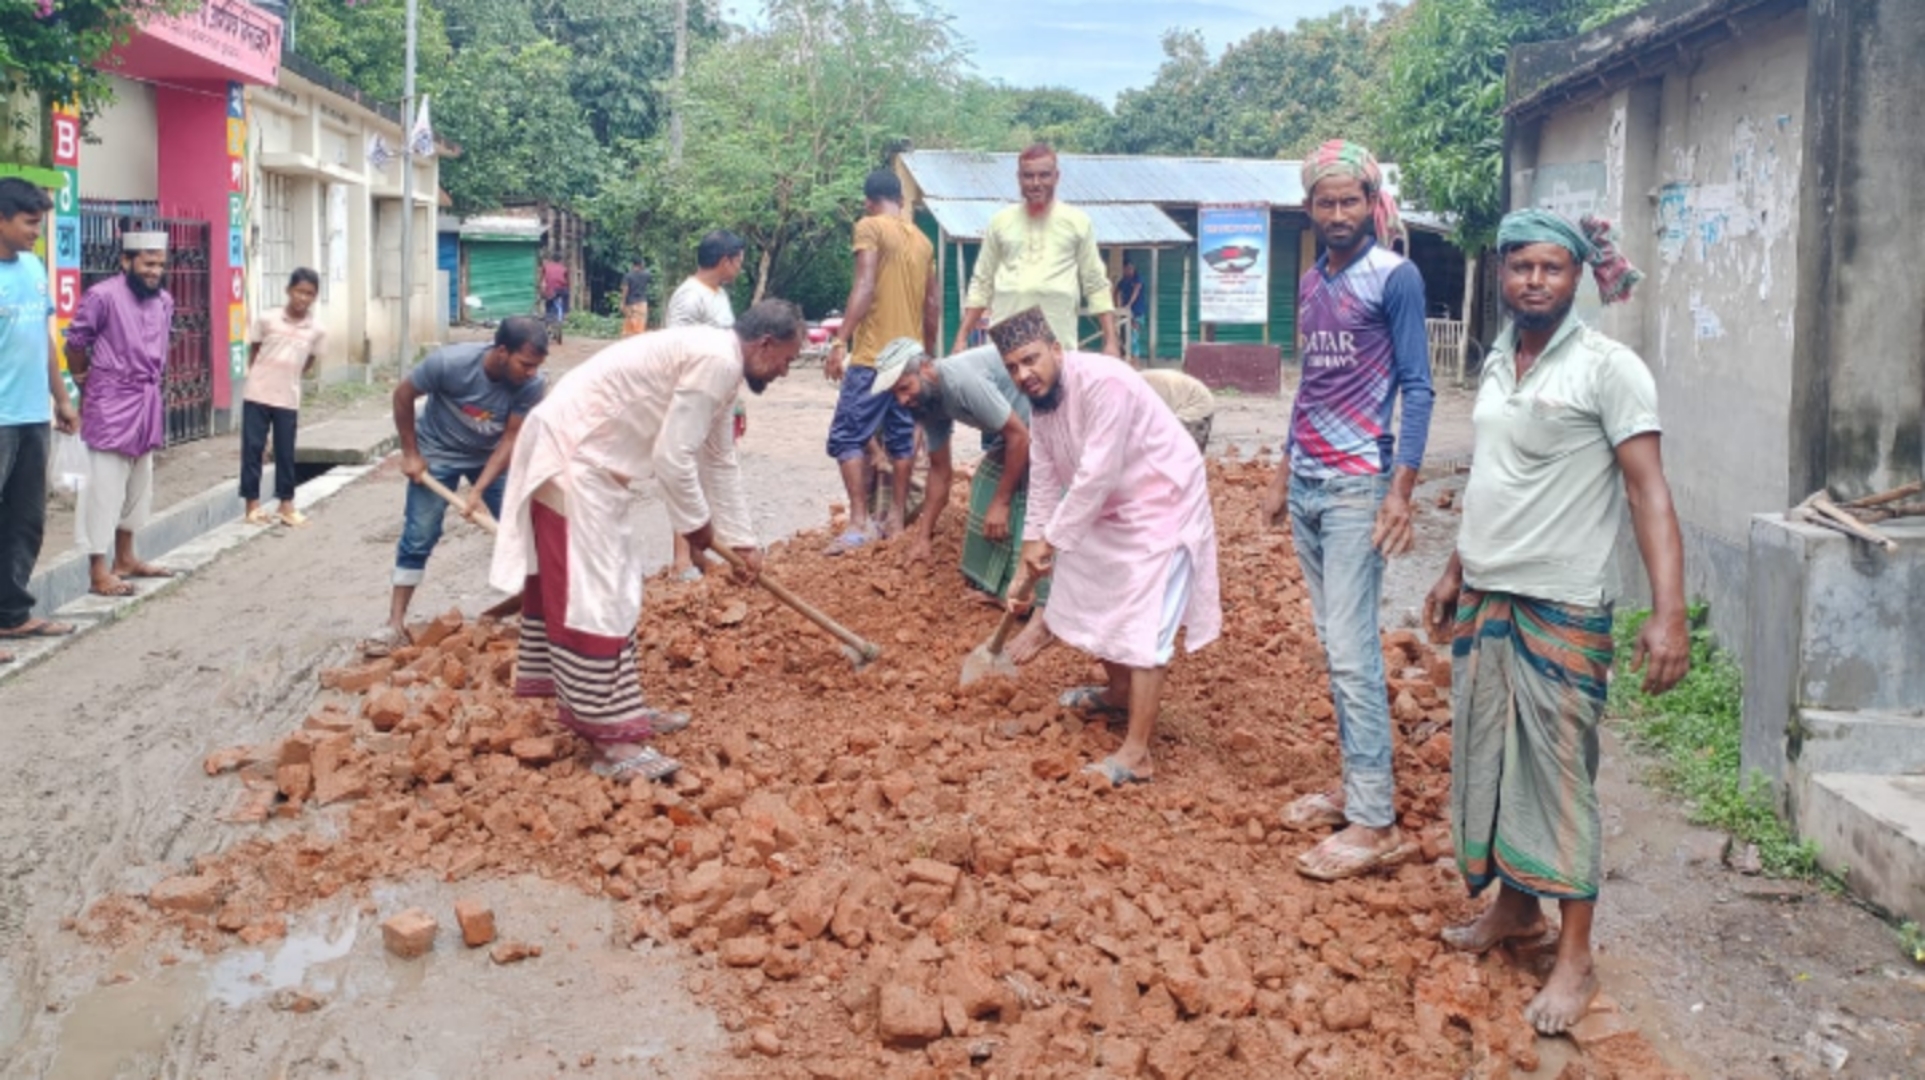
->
[[122, 231, 168, 253]]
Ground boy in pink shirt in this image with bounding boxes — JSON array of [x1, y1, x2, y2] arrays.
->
[[241, 268, 326, 526]]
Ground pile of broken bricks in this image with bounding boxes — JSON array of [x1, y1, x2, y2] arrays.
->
[[81, 455, 1686, 1079]]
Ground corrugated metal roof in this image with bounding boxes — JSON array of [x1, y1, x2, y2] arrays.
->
[[924, 199, 1192, 245], [904, 150, 1428, 220]]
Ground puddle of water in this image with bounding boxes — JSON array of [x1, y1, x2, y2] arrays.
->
[[48, 914, 360, 1079], [206, 918, 358, 1007]]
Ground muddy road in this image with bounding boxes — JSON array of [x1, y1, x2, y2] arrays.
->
[[0, 351, 1917, 1078]]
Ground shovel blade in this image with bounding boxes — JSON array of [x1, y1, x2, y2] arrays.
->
[[959, 642, 1019, 687]]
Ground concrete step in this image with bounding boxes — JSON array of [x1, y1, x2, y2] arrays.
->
[[297, 414, 399, 466], [1797, 772, 1925, 924], [1796, 709, 1925, 777]]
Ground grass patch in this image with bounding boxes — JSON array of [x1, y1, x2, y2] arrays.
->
[[1609, 604, 1823, 879], [305, 377, 395, 412], [562, 310, 623, 339]]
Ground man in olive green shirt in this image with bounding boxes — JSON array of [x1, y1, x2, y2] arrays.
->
[[1423, 208, 1689, 1040]]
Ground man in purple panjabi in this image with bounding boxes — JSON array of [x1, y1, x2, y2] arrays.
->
[[64, 229, 177, 597], [1262, 139, 1435, 882]]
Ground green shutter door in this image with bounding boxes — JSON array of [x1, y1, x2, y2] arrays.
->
[[464, 239, 538, 322]]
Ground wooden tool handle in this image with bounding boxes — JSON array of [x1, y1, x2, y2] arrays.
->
[[415, 472, 499, 534], [985, 575, 1039, 654], [708, 543, 882, 661]]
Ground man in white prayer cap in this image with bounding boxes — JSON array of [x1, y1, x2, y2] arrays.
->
[[63, 228, 177, 596]]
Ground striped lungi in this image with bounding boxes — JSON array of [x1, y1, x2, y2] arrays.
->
[[959, 454, 1049, 604], [513, 498, 662, 745], [1450, 589, 1614, 901]]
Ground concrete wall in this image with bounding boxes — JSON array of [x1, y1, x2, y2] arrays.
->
[[1508, 8, 1808, 653], [245, 72, 440, 379], [78, 76, 158, 202]]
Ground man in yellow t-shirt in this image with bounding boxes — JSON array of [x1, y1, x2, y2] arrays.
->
[[824, 169, 936, 553]]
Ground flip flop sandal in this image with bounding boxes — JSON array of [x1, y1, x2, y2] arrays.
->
[[360, 626, 407, 658], [1059, 685, 1127, 721], [1294, 834, 1420, 882], [279, 509, 310, 527], [1082, 758, 1151, 787], [0, 620, 76, 639], [90, 580, 136, 598], [1280, 790, 1347, 831], [674, 567, 703, 583], [642, 708, 692, 735], [592, 747, 680, 782], [244, 508, 274, 526]]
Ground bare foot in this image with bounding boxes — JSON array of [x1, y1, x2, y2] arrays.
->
[[1524, 955, 1599, 1035], [961, 588, 1000, 609], [1442, 903, 1550, 954], [1006, 618, 1054, 665], [89, 572, 135, 597], [113, 559, 174, 579]]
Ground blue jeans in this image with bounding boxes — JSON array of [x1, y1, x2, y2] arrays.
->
[[1289, 472, 1395, 828], [393, 462, 505, 586]]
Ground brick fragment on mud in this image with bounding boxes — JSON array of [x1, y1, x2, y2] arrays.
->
[[381, 908, 438, 958]]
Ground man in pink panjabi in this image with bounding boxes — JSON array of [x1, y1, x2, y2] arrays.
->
[[991, 306, 1221, 786]]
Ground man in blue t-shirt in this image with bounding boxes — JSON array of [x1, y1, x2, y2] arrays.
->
[[377, 316, 548, 647], [1262, 140, 1435, 883], [0, 178, 81, 662]]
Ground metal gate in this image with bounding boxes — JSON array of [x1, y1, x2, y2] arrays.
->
[[78, 202, 215, 446]]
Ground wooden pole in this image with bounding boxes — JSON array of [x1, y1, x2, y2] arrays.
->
[[1148, 247, 1160, 363]]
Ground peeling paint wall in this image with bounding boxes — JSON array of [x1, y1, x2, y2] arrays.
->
[[1513, 8, 1808, 652]]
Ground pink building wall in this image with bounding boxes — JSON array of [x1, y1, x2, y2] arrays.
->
[[155, 84, 238, 409]]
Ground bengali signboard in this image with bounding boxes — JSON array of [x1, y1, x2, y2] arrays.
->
[[51, 103, 82, 401], [1197, 204, 1270, 326], [140, 0, 283, 85]]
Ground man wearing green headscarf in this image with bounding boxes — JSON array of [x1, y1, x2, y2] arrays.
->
[[1422, 207, 1688, 1036]]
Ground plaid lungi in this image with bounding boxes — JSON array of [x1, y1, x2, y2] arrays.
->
[[1450, 589, 1615, 901]]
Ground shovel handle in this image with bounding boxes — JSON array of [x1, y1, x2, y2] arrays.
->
[[415, 471, 499, 534], [707, 543, 882, 662], [985, 575, 1039, 655]]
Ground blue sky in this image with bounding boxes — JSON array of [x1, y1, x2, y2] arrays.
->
[[927, 0, 1359, 104]]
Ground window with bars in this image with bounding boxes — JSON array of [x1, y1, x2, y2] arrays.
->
[[257, 172, 296, 312]]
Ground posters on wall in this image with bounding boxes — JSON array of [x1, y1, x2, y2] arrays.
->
[[50, 103, 82, 403], [227, 81, 249, 388], [1197, 204, 1269, 325]]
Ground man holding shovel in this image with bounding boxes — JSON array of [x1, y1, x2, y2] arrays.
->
[[869, 338, 1053, 664], [376, 317, 549, 650], [489, 300, 806, 782], [990, 307, 1221, 786]]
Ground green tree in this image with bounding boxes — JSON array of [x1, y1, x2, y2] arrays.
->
[[997, 86, 1113, 153], [1377, 0, 1658, 249], [1108, 29, 1212, 155], [288, 0, 453, 103], [618, 0, 1009, 304], [435, 38, 605, 211]]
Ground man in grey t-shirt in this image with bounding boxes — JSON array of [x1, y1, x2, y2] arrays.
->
[[871, 339, 1052, 663], [375, 316, 549, 647]]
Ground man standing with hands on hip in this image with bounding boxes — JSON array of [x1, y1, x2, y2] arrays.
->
[[1264, 140, 1435, 881]]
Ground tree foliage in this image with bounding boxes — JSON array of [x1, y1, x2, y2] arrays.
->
[[1109, 7, 1396, 160], [289, 0, 453, 103], [610, 0, 1009, 307], [435, 38, 605, 211], [1377, 0, 1658, 250], [996, 86, 1113, 154]]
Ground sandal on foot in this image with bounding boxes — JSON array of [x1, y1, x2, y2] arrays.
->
[[1280, 790, 1347, 831], [360, 625, 408, 658], [674, 566, 703, 583], [0, 619, 76, 640], [244, 508, 274, 526], [1059, 685, 1127, 721], [1295, 832, 1419, 882], [278, 509, 310, 527], [823, 527, 875, 557], [1082, 758, 1151, 787], [592, 747, 681, 782], [90, 579, 136, 598]]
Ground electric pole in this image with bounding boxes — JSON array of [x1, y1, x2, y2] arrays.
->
[[398, 0, 418, 374]]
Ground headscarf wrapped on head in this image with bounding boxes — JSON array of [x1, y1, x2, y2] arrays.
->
[[986, 306, 1055, 357], [1496, 208, 1644, 305], [1301, 140, 1406, 251]]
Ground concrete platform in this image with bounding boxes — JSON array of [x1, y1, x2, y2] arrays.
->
[[1797, 772, 1925, 924], [296, 413, 399, 466], [1795, 709, 1925, 777]]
